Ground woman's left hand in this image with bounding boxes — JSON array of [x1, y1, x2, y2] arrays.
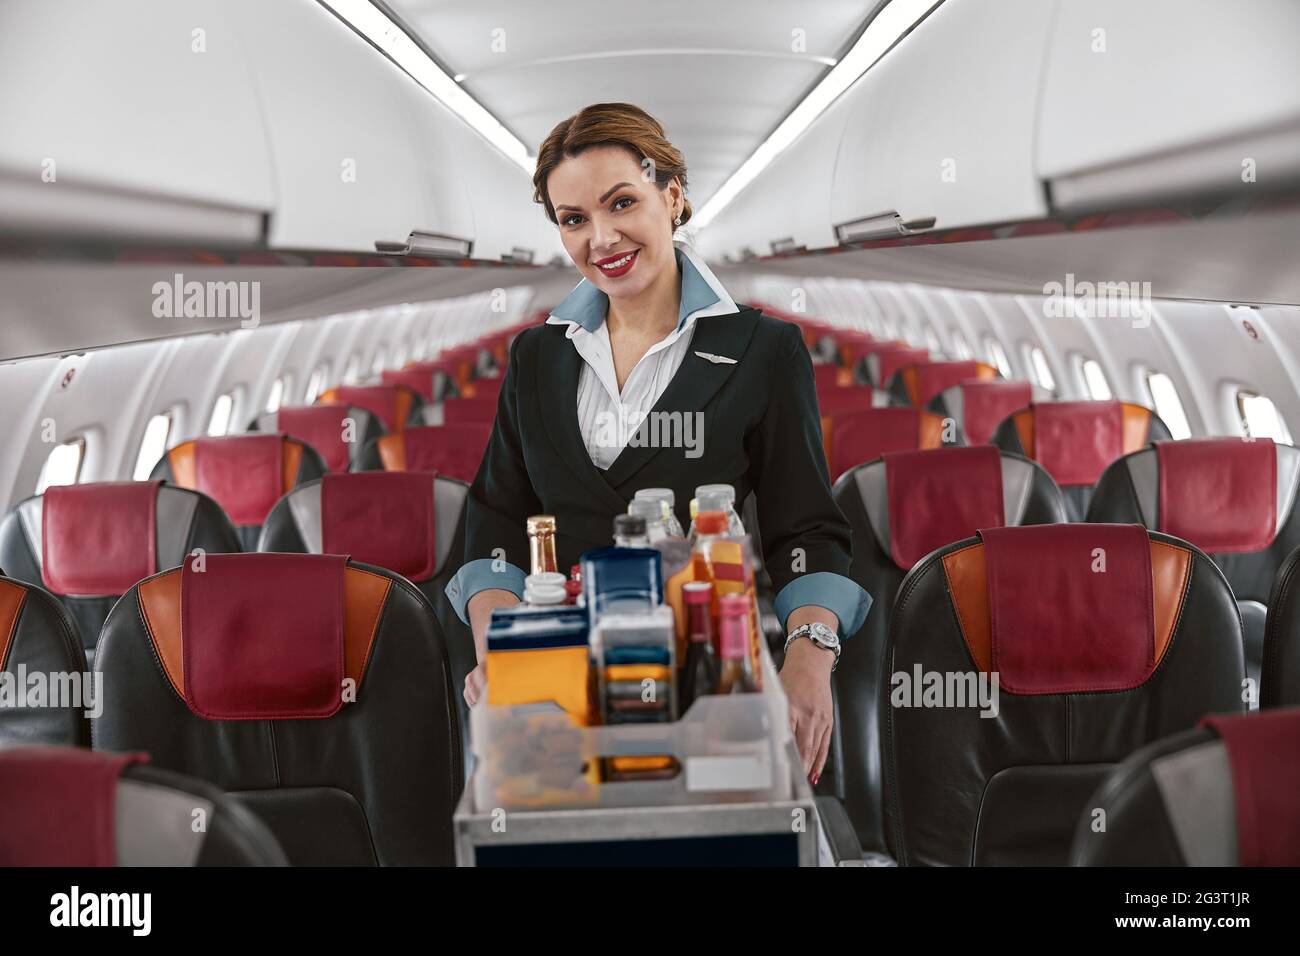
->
[[779, 637, 836, 785]]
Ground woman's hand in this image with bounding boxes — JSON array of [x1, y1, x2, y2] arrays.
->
[[464, 661, 487, 707], [780, 635, 836, 785]]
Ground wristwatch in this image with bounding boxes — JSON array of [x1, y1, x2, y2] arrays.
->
[[784, 622, 842, 671]]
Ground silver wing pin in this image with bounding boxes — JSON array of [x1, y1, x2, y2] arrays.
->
[[694, 350, 738, 365]]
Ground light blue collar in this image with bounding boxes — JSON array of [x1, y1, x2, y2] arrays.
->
[[548, 245, 721, 334]]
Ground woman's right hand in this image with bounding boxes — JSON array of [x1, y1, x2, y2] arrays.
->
[[464, 588, 523, 707], [464, 661, 487, 707]]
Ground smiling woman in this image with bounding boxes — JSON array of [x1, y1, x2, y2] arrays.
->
[[445, 103, 872, 784]]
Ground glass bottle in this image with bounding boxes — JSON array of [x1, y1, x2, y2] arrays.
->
[[679, 581, 719, 714], [526, 515, 558, 575], [715, 594, 757, 694], [612, 514, 649, 548]]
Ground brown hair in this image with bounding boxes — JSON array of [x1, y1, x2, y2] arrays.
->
[[532, 103, 692, 227]]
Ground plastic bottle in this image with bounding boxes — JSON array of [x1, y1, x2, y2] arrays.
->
[[690, 511, 728, 584], [612, 514, 650, 548], [627, 497, 668, 544], [634, 488, 685, 537], [693, 483, 745, 538]]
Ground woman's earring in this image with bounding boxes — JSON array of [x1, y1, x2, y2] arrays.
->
[[673, 216, 682, 227]]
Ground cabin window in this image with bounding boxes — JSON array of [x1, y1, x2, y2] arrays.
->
[[36, 438, 85, 494], [390, 342, 409, 369], [305, 363, 330, 402], [1237, 390, 1292, 443], [1025, 345, 1056, 393], [342, 355, 362, 385], [132, 414, 173, 481], [410, 337, 427, 362], [207, 390, 237, 436], [984, 337, 1011, 377], [1076, 356, 1112, 400], [1144, 372, 1191, 439], [949, 330, 973, 360], [265, 376, 288, 413]]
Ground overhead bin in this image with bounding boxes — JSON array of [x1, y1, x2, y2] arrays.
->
[[829, 0, 1054, 239], [1037, 0, 1300, 212], [0, 0, 274, 243]]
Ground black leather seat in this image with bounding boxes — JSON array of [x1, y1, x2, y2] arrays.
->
[[1089, 437, 1300, 702], [1261, 545, 1300, 707], [356, 423, 493, 485], [1072, 707, 1300, 866], [0, 481, 239, 659], [150, 435, 327, 550], [251, 403, 384, 472], [0, 575, 89, 747], [990, 400, 1171, 520], [827, 445, 1066, 854], [0, 746, 287, 865], [885, 359, 1000, 407], [257, 472, 475, 703], [926, 380, 1052, 445], [93, 552, 462, 865], [316, 383, 424, 433], [883, 524, 1244, 865]]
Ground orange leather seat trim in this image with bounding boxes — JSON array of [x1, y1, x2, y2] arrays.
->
[[393, 388, 414, 432], [1013, 409, 1035, 459], [918, 411, 946, 449], [377, 434, 407, 472], [282, 438, 303, 491], [168, 441, 198, 489], [137, 565, 392, 702], [940, 539, 1191, 677], [0, 580, 29, 669], [901, 366, 920, 405], [1121, 402, 1153, 453]]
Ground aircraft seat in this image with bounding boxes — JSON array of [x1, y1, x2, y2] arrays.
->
[[0, 481, 239, 658], [257, 471, 475, 698], [927, 380, 1053, 445], [884, 524, 1244, 865], [420, 396, 500, 426], [858, 343, 929, 388], [357, 423, 493, 485], [990, 400, 1171, 520], [1071, 707, 1300, 866], [252, 403, 384, 472], [93, 552, 462, 866], [0, 575, 90, 747], [1263, 545, 1300, 707], [0, 746, 288, 866], [828, 445, 1066, 854], [825, 406, 949, 483], [150, 435, 326, 550], [886, 359, 1000, 407], [1089, 437, 1300, 699], [317, 383, 423, 433]]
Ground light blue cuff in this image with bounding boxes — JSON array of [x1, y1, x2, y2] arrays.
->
[[444, 558, 527, 625], [773, 572, 872, 638]]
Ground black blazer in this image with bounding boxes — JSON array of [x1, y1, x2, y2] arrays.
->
[[462, 305, 856, 609]]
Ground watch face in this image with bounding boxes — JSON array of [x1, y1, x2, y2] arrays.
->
[[809, 623, 840, 647]]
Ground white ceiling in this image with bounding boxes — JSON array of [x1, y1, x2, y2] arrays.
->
[[384, 0, 880, 206]]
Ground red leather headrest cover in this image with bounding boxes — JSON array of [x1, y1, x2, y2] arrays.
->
[[960, 380, 1032, 445], [41, 481, 161, 596], [912, 361, 985, 407], [1156, 438, 1277, 553], [401, 424, 491, 482], [0, 747, 147, 866], [278, 404, 353, 472], [981, 524, 1155, 695], [1033, 400, 1124, 486], [871, 346, 928, 386], [181, 553, 346, 720], [833, 408, 925, 479], [1200, 707, 1300, 867], [321, 472, 436, 581], [884, 446, 1005, 570], [195, 434, 285, 526], [331, 385, 406, 432], [381, 367, 437, 402], [817, 385, 878, 418], [439, 396, 499, 425]]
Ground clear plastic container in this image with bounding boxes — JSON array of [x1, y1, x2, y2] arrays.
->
[[469, 632, 792, 811]]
